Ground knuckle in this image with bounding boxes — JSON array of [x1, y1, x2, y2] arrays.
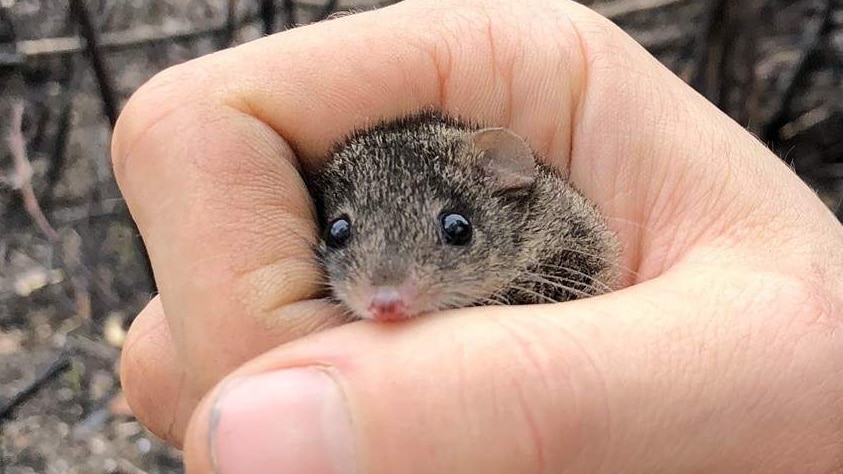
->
[[753, 270, 838, 334], [111, 61, 209, 185]]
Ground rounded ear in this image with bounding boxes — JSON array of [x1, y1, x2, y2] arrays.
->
[[468, 128, 537, 191]]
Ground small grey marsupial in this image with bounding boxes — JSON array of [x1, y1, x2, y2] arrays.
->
[[306, 111, 620, 322]]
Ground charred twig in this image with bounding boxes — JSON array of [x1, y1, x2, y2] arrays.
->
[[7, 101, 60, 243], [265, 0, 280, 33], [762, 0, 834, 142], [0, 354, 72, 422], [69, 332, 121, 360], [17, 4, 347, 59], [0, 5, 22, 67], [19, 17, 252, 57], [7, 103, 120, 313], [692, 0, 728, 105], [780, 107, 834, 141], [219, 0, 238, 48], [69, 0, 118, 128], [724, 2, 760, 128], [690, 0, 761, 128], [685, 0, 722, 87], [71, 1, 156, 296], [69, 1, 110, 317], [40, 56, 78, 205]]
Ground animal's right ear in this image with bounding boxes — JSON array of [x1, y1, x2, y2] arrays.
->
[[468, 128, 537, 191]]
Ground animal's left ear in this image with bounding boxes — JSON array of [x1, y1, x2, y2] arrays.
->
[[468, 128, 537, 191]]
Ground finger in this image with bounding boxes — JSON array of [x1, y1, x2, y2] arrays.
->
[[113, 86, 348, 398], [120, 297, 347, 447], [111, 0, 590, 407], [183, 266, 843, 473], [120, 296, 193, 448]]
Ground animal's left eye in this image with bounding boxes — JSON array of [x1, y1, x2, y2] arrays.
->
[[326, 215, 352, 249], [440, 212, 472, 246]]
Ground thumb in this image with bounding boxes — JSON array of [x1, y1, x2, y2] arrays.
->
[[182, 263, 841, 473], [183, 299, 615, 473], [185, 302, 610, 474]]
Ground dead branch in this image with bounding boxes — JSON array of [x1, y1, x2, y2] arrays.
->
[[7, 102, 101, 316], [18, 18, 246, 57], [8, 101, 59, 243], [70, 0, 118, 128], [16, 2, 349, 59], [217, 0, 238, 49], [762, 0, 834, 142], [0, 354, 71, 422], [17, 7, 273, 58]]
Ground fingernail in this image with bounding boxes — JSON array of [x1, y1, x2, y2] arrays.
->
[[210, 368, 355, 474]]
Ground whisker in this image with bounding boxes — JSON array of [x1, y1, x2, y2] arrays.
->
[[487, 293, 511, 306], [541, 247, 640, 279], [518, 274, 597, 300], [526, 265, 612, 293], [532, 257, 630, 285], [500, 284, 563, 304], [545, 246, 620, 266], [523, 272, 606, 295]]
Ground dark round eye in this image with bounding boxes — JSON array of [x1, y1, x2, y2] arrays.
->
[[440, 212, 472, 246], [326, 216, 352, 249]]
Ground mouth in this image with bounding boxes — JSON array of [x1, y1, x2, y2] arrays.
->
[[367, 300, 413, 322], [341, 277, 436, 322], [369, 308, 410, 322]]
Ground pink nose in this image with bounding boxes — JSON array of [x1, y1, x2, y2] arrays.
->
[[368, 287, 409, 322]]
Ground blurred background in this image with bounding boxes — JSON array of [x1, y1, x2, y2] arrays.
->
[[0, 0, 841, 472]]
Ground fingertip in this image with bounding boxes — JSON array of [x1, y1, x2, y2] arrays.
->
[[186, 367, 357, 474], [121, 297, 194, 448], [112, 58, 211, 186]]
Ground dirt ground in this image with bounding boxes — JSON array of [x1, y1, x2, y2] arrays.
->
[[1, 0, 841, 473]]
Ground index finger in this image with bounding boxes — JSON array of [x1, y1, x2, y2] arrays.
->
[[111, 0, 590, 396]]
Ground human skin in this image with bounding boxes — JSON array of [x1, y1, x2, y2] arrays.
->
[[112, 0, 843, 473]]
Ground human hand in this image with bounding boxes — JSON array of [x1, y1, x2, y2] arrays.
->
[[113, 0, 843, 472]]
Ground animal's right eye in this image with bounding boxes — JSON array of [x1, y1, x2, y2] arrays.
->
[[326, 216, 352, 249], [440, 212, 473, 246]]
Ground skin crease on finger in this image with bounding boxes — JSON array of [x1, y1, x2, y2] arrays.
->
[[111, 0, 843, 467]]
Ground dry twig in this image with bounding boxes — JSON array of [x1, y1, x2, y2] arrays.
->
[[7, 103, 99, 318], [69, 0, 118, 128], [17, 20, 234, 57], [16, 2, 351, 58], [0, 354, 71, 422], [7, 101, 59, 243]]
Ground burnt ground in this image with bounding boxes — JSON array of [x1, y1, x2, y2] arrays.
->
[[0, 0, 841, 472]]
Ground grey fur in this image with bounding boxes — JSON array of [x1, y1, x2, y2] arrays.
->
[[306, 111, 620, 319]]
